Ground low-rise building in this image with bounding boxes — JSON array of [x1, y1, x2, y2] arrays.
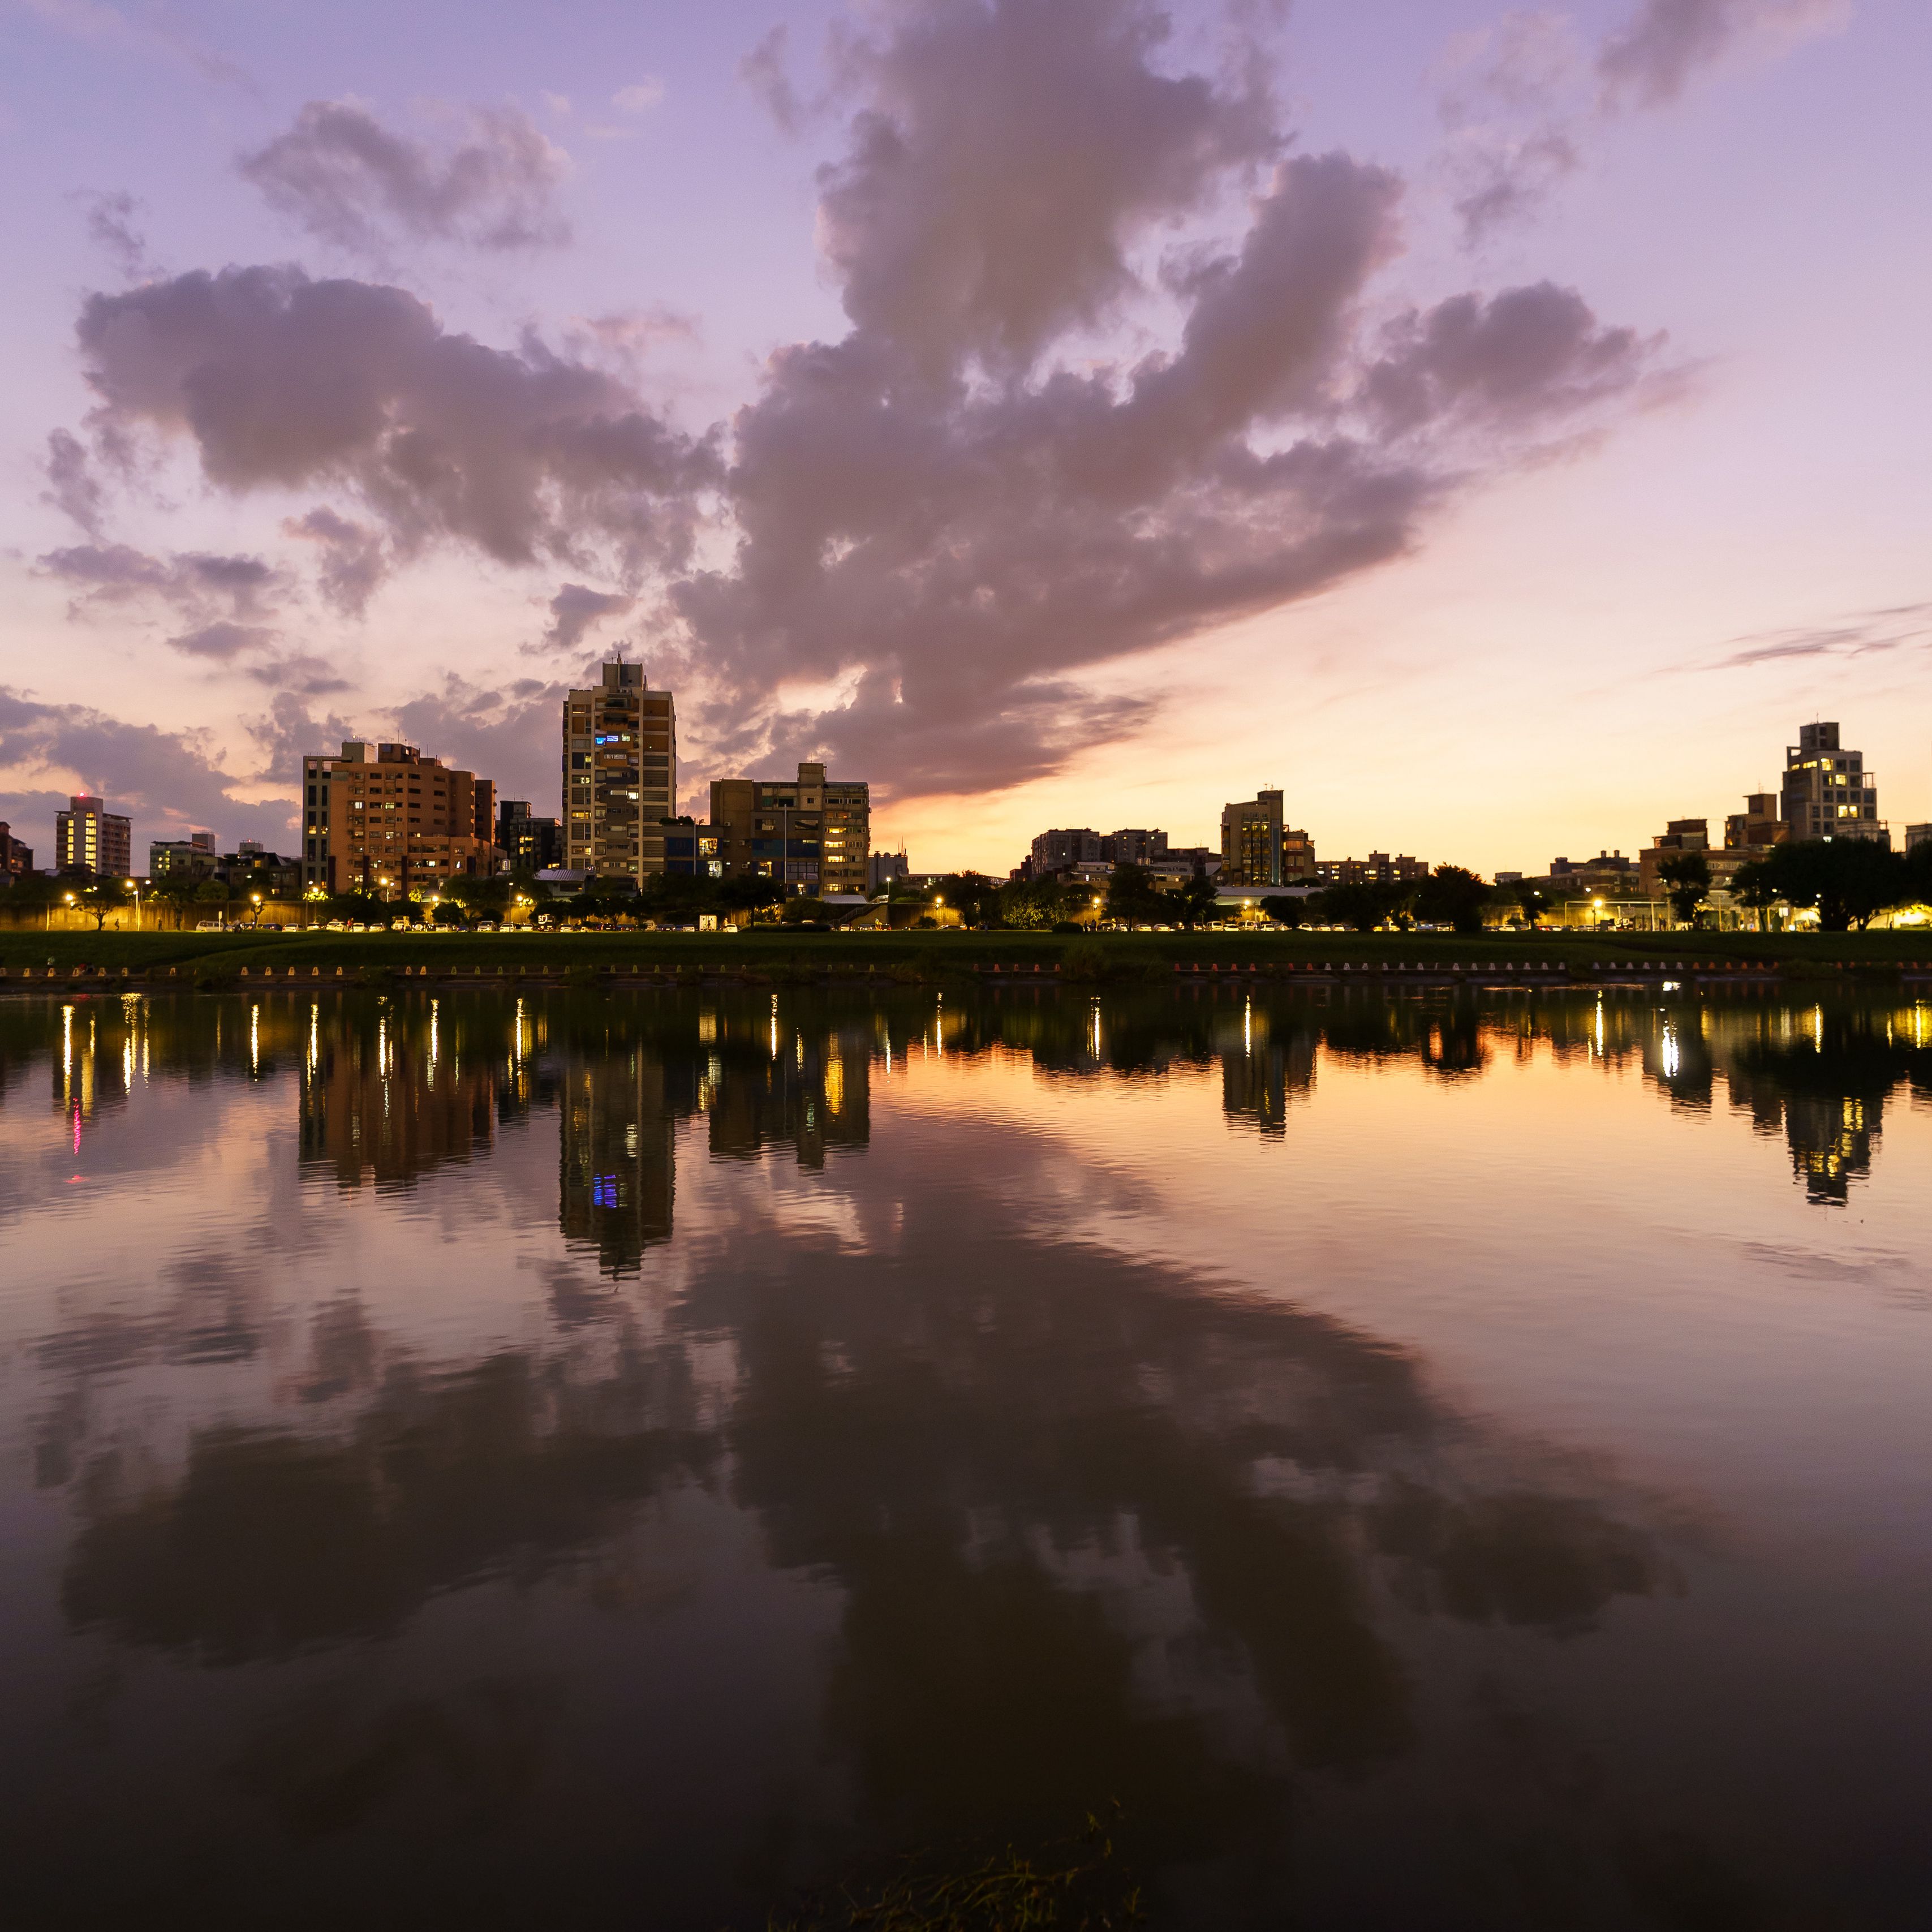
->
[[1725, 792, 1785, 852], [496, 801, 564, 872], [868, 850, 910, 892], [1101, 828, 1167, 866], [0, 822, 33, 880], [301, 741, 499, 897], [149, 831, 219, 881], [1029, 828, 1103, 875], [662, 818, 722, 877], [1905, 824, 1930, 853], [1314, 852, 1427, 887], [712, 761, 870, 896], [55, 794, 131, 877]]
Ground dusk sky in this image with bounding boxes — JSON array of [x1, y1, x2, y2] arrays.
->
[[2, 0, 1926, 876]]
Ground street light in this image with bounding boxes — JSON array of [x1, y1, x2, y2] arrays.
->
[[125, 877, 141, 931]]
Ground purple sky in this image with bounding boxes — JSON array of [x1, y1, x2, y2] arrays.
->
[[2, 0, 1927, 874]]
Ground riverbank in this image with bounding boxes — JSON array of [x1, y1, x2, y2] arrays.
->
[[3, 926, 1929, 987]]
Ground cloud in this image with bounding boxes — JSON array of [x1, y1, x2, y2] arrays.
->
[[0, 686, 267, 845], [282, 507, 386, 617], [539, 583, 635, 652], [58, 0, 1665, 807], [238, 101, 571, 257], [1598, 0, 1849, 109], [1709, 603, 1932, 670], [16, 0, 256, 91], [388, 674, 571, 804], [1451, 129, 1579, 244], [40, 429, 106, 536], [611, 79, 665, 114], [741, 25, 804, 136], [76, 265, 720, 573], [166, 620, 278, 661], [40, 542, 288, 622], [1363, 282, 1653, 433], [249, 692, 361, 786], [816, 0, 1277, 375], [76, 188, 153, 281]]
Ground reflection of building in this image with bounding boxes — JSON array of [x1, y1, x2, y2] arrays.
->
[[564, 662, 679, 883], [300, 1019, 499, 1189], [1780, 721, 1887, 844], [559, 1052, 676, 1276], [708, 1021, 871, 1167], [1783, 1095, 1876, 1203], [712, 761, 871, 897], [56, 795, 131, 877], [1218, 1006, 1316, 1135], [302, 741, 498, 897]]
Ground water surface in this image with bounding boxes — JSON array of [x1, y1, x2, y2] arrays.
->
[[3, 987, 1929, 1927]]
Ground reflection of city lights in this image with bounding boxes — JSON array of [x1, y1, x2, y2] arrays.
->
[[249, 1003, 260, 1074], [1243, 997, 1252, 1058], [1661, 1025, 1680, 1079]]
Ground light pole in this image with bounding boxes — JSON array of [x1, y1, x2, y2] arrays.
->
[[125, 877, 141, 931], [250, 892, 263, 928]]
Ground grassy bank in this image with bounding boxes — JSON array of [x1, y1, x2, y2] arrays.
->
[[3, 926, 1930, 984]]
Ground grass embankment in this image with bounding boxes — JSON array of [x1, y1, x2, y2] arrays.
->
[[2, 926, 1929, 984]]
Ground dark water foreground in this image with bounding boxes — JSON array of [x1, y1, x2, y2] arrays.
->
[[2, 987, 1929, 1929]]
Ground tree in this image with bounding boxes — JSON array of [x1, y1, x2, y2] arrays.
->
[[446, 875, 511, 920], [718, 874, 785, 919], [1104, 862, 1167, 927], [193, 878, 234, 926], [1656, 850, 1711, 927], [432, 900, 468, 928], [1315, 881, 1399, 932], [64, 872, 130, 932], [1173, 873, 1221, 931], [1744, 839, 1907, 932], [1415, 864, 1492, 935], [1262, 893, 1305, 928], [998, 879, 1076, 930], [931, 872, 1004, 928]]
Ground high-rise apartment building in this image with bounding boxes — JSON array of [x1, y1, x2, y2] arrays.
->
[[55, 795, 131, 877], [1101, 829, 1168, 866], [563, 663, 678, 881], [0, 823, 36, 880], [711, 761, 870, 896], [300, 742, 498, 896], [1780, 723, 1887, 844], [1220, 791, 1312, 885]]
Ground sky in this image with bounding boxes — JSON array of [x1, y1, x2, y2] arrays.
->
[[0, 0, 1927, 877]]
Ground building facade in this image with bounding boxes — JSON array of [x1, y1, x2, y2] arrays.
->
[[149, 830, 218, 880], [662, 819, 722, 877], [1221, 791, 1283, 884], [301, 742, 498, 897], [1101, 828, 1168, 866], [711, 761, 870, 896], [1, 823, 36, 880], [1314, 852, 1425, 887], [1725, 793, 1785, 852], [1029, 828, 1103, 875], [868, 850, 910, 893], [563, 663, 678, 883], [496, 800, 565, 872], [55, 795, 132, 877], [1780, 722, 1887, 844], [1907, 824, 1931, 853]]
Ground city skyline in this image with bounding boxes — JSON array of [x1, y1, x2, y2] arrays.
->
[[1, 1, 1927, 877]]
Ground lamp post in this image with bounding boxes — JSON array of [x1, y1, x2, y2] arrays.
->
[[250, 892, 263, 928], [125, 877, 141, 931]]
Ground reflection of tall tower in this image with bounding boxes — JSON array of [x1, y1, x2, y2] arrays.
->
[[708, 1018, 871, 1167], [1783, 1095, 1877, 1203], [1218, 1004, 1316, 1136], [560, 1051, 675, 1276], [300, 1009, 497, 1189]]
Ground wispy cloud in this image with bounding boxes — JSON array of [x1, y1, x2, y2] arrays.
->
[[1709, 602, 1932, 669]]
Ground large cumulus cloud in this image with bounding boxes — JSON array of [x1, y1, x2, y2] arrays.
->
[[74, 265, 720, 573], [61, 0, 1663, 805]]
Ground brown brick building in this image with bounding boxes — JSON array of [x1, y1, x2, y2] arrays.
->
[[301, 741, 497, 898]]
